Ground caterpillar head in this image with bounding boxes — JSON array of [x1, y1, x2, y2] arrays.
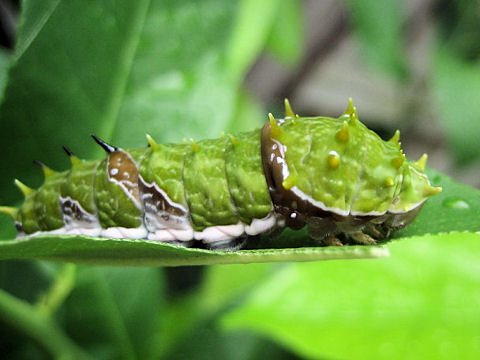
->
[[390, 156, 442, 213], [261, 98, 441, 230]]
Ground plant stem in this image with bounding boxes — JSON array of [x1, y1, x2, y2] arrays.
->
[[0, 288, 91, 360], [36, 263, 77, 315]]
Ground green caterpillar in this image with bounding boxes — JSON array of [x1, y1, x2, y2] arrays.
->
[[0, 99, 441, 250]]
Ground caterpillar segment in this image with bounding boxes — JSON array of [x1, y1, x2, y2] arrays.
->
[[1, 99, 442, 249]]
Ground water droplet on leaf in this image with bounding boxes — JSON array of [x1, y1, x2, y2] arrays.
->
[[442, 197, 469, 210]]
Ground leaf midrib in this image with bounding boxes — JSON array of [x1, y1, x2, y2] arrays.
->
[[14, 0, 62, 62]]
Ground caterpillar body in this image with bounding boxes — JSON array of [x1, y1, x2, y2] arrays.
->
[[0, 99, 441, 250]]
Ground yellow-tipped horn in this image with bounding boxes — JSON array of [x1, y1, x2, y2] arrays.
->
[[63, 146, 81, 165], [336, 121, 349, 142], [383, 176, 395, 187], [190, 138, 200, 152], [268, 113, 282, 138], [349, 106, 359, 125], [282, 175, 297, 190], [70, 156, 81, 166], [344, 97, 359, 124], [344, 97, 354, 116], [425, 186, 442, 196], [146, 134, 159, 151], [414, 153, 428, 172], [391, 155, 405, 169], [389, 130, 400, 144], [0, 206, 18, 219], [33, 160, 56, 178], [268, 113, 276, 124], [228, 134, 239, 146], [14, 179, 34, 197], [284, 98, 295, 118]]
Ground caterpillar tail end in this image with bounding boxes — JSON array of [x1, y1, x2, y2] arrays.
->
[[0, 206, 18, 220]]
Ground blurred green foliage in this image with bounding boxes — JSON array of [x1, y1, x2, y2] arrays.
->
[[222, 232, 480, 360], [0, 0, 480, 359], [345, 0, 480, 166], [344, 0, 408, 79], [432, 48, 480, 165], [431, 0, 480, 165]]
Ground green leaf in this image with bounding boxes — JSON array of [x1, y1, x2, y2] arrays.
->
[[0, 213, 16, 240], [395, 169, 480, 236], [0, 47, 11, 101], [343, 0, 408, 79], [265, 0, 304, 65], [225, 0, 279, 81], [0, 235, 386, 266], [0, 260, 55, 303], [63, 266, 165, 359], [151, 263, 276, 358], [199, 263, 274, 311], [0, 0, 240, 205], [228, 89, 266, 134], [432, 47, 480, 165], [12, 0, 61, 61], [165, 318, 295, 360], [220, 231, 480, 360]]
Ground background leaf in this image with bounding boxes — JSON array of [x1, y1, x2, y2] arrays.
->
[[225, 0, 279, 82], [63, 267, 165, 359], [12, 0, 61, 61], [265, 0, 304, 65], [0, 47, 10, 100], [221, 231, 480, 360], [0, 0, 250, 206], [395, 169, 480, 236], [342, 0, 408, 79], [432, 47, 480, 165]]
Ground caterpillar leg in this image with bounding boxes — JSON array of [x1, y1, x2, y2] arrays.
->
[[349, 231, 376, 245], [148, 223, 248, 250], [322, 235, 344, 247], [163, 240, 196, 247], [206, 236, 247, 251], [307, 217, 346, 246], [364, 223, 385, 239], [307, 217, 337, 240], [196, 223, 246, 251]]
